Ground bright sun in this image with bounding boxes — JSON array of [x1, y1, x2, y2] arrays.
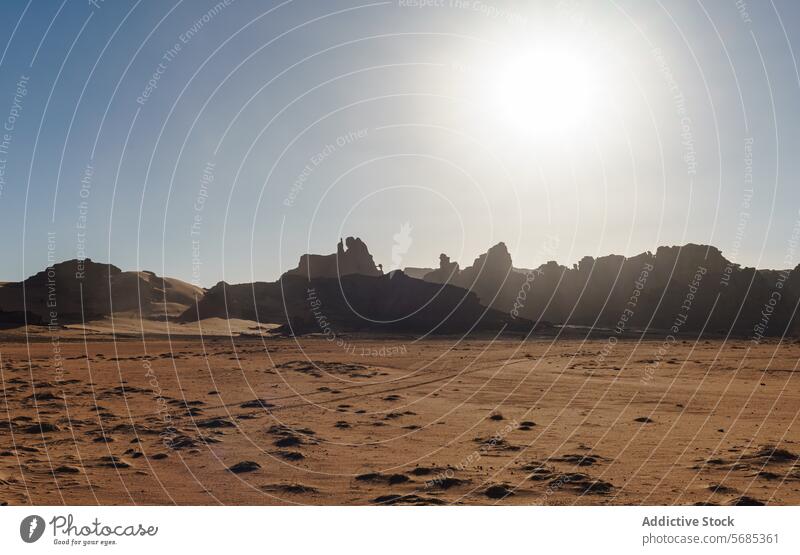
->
[[485, 40, 609, 139]]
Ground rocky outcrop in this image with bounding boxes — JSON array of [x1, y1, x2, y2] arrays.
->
[[0, 259, 203, 324], [421, 242, 800, 337], [451, 243, 523, 311], [422, 254, 459, 284], [283, 237, 382, 280], [4, 239, 799, 338], [183, 238, 535, 334], [423, 243, 523, 312], [184, 271, 535, 334]]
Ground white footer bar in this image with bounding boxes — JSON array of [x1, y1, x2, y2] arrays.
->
[[2, 506, 797, 554]]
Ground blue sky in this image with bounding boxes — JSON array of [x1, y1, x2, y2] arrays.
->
[[1, 0, 799, 286]]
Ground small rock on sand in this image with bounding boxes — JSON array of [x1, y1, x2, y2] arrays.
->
[[228, 461, 261, 473], [485, 484, 514, 499]]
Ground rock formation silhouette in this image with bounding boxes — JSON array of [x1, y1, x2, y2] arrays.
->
[[0, 259, 202, 324], [424, 243, 523, 312], [186, 270, 534, 334], [283, 236, 381, 280], [3, 239, 799, 338], [421, 242, 800, 338], [182, 238, 534, 333], [422, 254, 459, 284]]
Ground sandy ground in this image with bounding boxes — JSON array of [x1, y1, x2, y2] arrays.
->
[[1, 328, 799, 505]]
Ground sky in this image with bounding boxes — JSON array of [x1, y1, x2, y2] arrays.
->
[[0, 0, 799, 287]]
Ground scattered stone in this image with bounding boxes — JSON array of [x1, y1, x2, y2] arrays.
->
[[485, 484, 514, 499], [196, 417, 236, 429], [274, 451, 304, 461], [23, 422, 61, 434], [53, 465, 82, 474], [730, 496, 765, 506], [228, 461, 261, 473]]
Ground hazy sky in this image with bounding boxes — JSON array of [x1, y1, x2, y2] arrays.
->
[[1, 0, 800, 286]]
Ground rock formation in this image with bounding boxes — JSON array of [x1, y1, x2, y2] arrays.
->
[[283, 236, 381, 280], [185, 270, 535, 334], [0, 259, 203, 324], [422, 254, 459, 284], [423, 243, 523, 312], [421, 242, 800, 337], [3, 238, 799, 338]]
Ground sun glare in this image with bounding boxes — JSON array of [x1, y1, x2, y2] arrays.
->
[[484, 39, 610, 139]]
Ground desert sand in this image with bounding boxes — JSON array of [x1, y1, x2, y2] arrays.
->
[[1, 327, 799, 505]]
